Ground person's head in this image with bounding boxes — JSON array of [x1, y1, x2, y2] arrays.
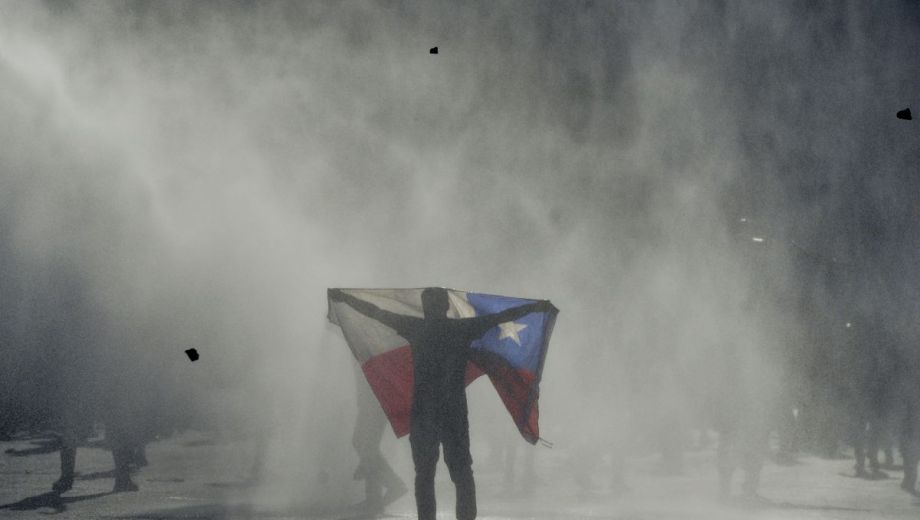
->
[[421, 287, 450, 318]]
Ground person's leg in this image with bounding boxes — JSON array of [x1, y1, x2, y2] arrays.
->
[[108, 420, 139, 493], [112, 445, 139, 492], [724, 413, 767, 502], [442, 413, 475, 520], [378, 455, 407, 504], [851, 418, 868, 476], [53, 411, 91, 493], [740, 433, 767, 498], [439, 403, 476, 520], [880, 414, 896, 467], [410, 420, 439, 520], [363, 465, 384, 508], [52, 444, 77, 493], [366, 404, 405, 505], [867, 417, 882, 475]]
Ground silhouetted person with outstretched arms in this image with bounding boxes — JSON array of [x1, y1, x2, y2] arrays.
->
[[328, 287, 552, 520]]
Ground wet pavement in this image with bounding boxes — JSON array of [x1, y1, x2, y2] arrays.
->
[[2, 432, 919, 519]]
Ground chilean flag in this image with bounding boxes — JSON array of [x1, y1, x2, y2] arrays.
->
[[327, 288, 558, 444]]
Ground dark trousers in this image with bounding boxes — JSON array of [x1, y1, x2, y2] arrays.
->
[[56, 431, 135, 490], [851, 417, 881, 474], [410, 412, 476, 520]]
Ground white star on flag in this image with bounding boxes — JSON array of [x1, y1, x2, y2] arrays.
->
[[498, 321, 527, 346]]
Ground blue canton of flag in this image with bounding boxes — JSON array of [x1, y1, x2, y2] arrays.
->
[[467, 293, 550, 374]]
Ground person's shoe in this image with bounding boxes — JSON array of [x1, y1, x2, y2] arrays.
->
[[52, 474, 74, 494], [113, 477, 139, 493], [382, 481, 408, 506], [869, 470, 889, 480], [354, 497, 384, 514]]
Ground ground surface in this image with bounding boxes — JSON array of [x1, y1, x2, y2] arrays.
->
[[2, 432, 919, 519]]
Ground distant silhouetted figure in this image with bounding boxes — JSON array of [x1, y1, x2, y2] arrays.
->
[[352, 364, 407, 512], [50, 408, 94, 494], [712, 341, 773, 502], [51, 366, 149, 494], [51, 416, 142, 494], [329, 287, 550, 520], [844, 316, 898, 480]]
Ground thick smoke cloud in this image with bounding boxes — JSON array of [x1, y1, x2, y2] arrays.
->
[[2, 0, 919, 511]]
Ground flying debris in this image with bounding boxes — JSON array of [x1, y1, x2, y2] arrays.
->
[[897, 107, 912, 120], [429, 46, 438, 54], [327, 287, 558, 443], [184, 348, 199, 362]]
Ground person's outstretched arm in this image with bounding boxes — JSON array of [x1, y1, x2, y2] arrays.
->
[[469, 300, 555, 339], [328, 289, 410, 332]]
